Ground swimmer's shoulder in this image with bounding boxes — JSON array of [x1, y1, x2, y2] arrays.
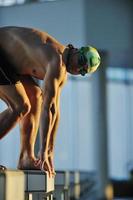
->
[[0, 26, 52, 47], [0, 26, 65, 57], [0, 26, 64, 47], [0, 26, 48, 38]]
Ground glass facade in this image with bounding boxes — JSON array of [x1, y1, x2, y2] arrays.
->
[[0, 0, 60, 6], [0, 0, 25, 6], [107, 67, 133, 179]]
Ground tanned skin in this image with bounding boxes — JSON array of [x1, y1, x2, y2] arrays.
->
[[0, 26, 81, 176]]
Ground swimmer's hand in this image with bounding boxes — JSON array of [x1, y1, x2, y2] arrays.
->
[[48, 150, 56, 177], [34, 151, 53, 178]]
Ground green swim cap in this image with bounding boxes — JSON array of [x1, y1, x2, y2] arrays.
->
[[78, 46, 101, 75]]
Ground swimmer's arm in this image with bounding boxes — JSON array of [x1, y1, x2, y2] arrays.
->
[[48, 88, 61, 154], [48, 75, 67, 155], [40, 72, 59, 156]]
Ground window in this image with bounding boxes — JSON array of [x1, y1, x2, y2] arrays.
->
[[107, 67, 133, 179], [0, 0, 25, 6], [0, 0, 60, 6]]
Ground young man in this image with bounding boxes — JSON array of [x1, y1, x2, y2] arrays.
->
[[0, 26, 100, 176]]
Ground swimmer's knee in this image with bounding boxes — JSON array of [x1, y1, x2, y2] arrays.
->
[[21, 102, 31, 116], [13, 101, 31, 118]]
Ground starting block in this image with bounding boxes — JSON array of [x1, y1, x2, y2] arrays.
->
[[69, 171, 80, 199], [0, 170, 54, 200], [54, 171, 97, 200], [54, 171, 70, 200], [0, 169, 97, 200], [79, 172, 97, 200], [24, 170, 54, 200], [0, 170, 25, 200]]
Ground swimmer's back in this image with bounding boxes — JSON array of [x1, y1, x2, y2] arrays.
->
[[0, 26, 65, 79], [0, 26, 62, 50]]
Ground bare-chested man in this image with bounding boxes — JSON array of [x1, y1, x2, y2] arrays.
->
[[0, 26, 100, 176]]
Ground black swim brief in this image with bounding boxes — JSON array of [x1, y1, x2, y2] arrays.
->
[[0, 48, 20, 85]]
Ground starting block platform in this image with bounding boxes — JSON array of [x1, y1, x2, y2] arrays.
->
[[54, 171, 70, 200], [0, 170, 25, 200], [0, 170, 55, 200], [24, 170, 54, 200], [0, 169, 97, 200], [54, 171, 97, 200]]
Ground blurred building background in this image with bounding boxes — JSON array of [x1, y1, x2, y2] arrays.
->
[[0, 0, 133, 198]]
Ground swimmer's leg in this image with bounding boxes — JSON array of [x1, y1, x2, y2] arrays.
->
[[0, 82, 31, 139], [17, 77, 43, 170]]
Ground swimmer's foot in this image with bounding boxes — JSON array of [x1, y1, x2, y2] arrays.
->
[[18, 157, 41, 170]]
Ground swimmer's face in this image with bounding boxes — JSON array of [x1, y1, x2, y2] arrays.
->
[[69, 50, 88, 75]]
